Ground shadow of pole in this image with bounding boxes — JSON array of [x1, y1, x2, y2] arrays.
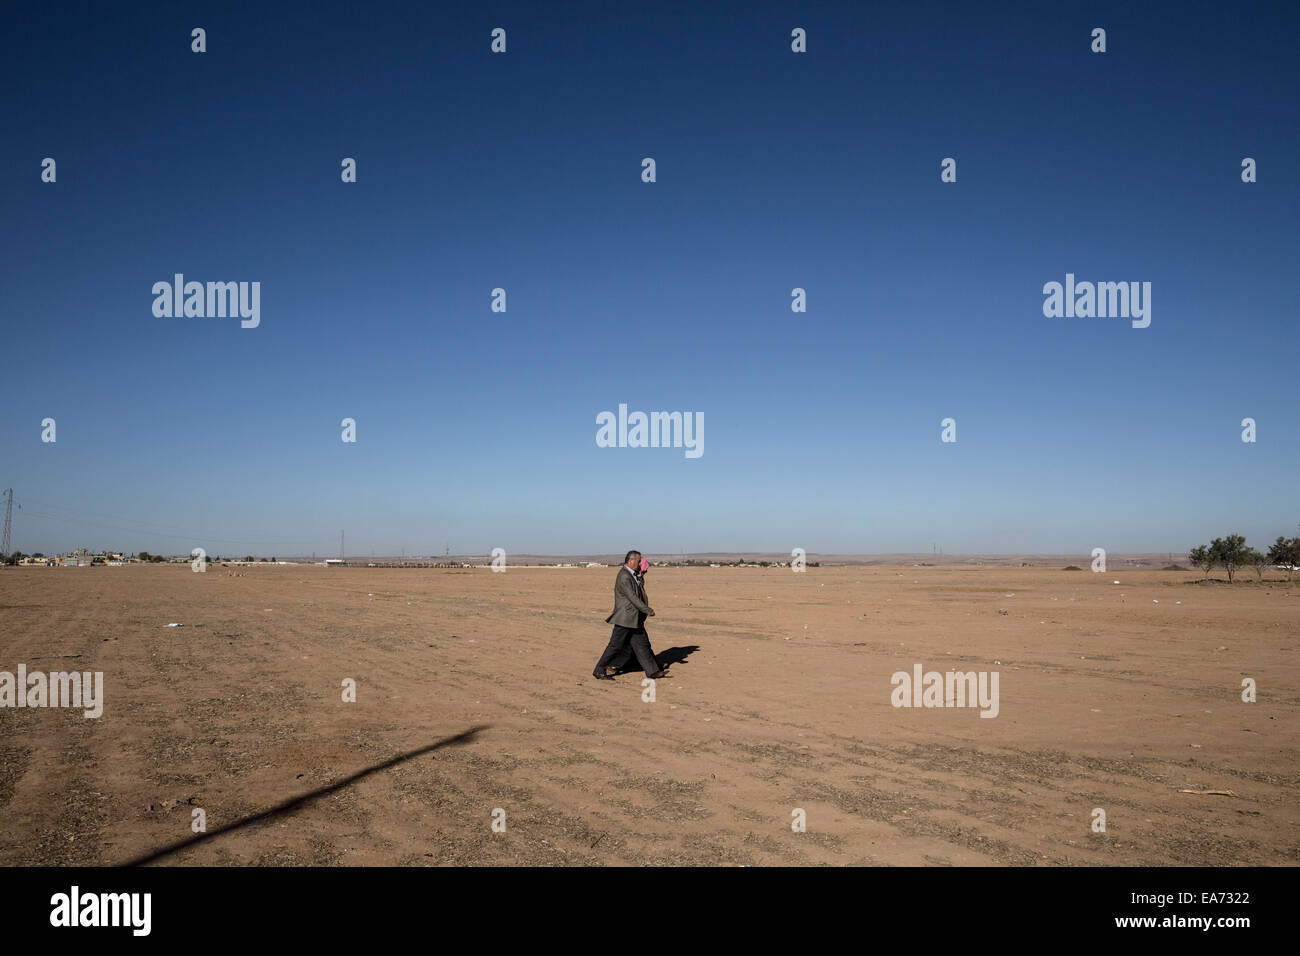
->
[[118, 724, 489, 867]]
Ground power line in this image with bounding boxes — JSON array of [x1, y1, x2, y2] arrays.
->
[[1, 489, 13, 561]]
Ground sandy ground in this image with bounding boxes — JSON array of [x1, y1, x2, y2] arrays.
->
[[0, 564, 1296, 866]]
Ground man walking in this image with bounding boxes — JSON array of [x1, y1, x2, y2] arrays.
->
[[592, 550, 665, 681]]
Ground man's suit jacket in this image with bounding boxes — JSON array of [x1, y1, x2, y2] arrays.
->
[[605, 566, 652, 628]]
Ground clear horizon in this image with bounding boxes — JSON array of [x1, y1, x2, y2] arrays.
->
[[11, 546, 1288, 563]]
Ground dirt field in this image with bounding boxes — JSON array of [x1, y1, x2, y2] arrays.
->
[[1, 564, 1296, 866]]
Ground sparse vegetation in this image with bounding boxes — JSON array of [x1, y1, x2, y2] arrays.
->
[[1211, 534, 1248, 582], [1189, 526, 1299, 582], [1267, 534, 1299, 582], [1189, 545, 1214, 580]]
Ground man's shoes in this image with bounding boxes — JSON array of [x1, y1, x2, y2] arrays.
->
[[592, 668, 616, 681], [647, 670, 668, 679]]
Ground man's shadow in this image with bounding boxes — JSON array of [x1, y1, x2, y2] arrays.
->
[[615, 644, 699, 675]]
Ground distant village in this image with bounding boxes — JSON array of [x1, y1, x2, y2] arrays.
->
[[12, 550, 190, 567], [8, 550, 275, 567], [13, 548, 131, 564]]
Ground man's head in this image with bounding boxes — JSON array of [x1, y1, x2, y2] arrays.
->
[[624, 550, 641, 569]]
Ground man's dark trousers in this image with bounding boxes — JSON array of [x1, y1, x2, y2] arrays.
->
[[595, 625, 658, 676]]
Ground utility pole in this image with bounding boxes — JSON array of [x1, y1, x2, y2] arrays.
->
[[1, 489, 12, 565]]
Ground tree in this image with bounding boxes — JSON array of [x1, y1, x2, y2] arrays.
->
[[1244, 547, 1268, 581], [244, 555, 255, 563], [1210, 534, 1248, 582], [1267, 536, 1299, 583], [1189, 544, 1214, 580]]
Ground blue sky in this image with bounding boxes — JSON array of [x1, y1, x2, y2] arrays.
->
[[2, 0, 1296, 557]]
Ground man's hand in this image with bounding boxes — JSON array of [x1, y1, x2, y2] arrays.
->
[[647, 608, 655, 616]]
